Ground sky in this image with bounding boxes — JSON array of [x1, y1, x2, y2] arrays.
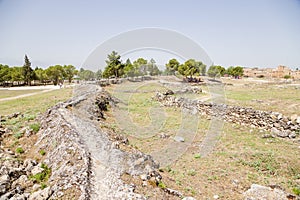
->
[[0, 0, 300, 70]]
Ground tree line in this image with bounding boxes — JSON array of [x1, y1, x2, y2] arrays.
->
[[0, 52, 244, 86], [0, 55, 77, 86], [102, 51, 207, 78]]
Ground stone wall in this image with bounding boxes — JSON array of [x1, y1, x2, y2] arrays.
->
[[154, 92, 300, 139]]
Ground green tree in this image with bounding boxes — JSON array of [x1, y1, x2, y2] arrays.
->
[[22, 55, 35, 85], [133, 58, 148, 75], [11, 67, 24, 85], [95, 69, 102, 80], [103, 51, 124, 78], [165, 58, 180, 75], [35, 67, 48, 84], [78, 68, 95, 80], [124, 58, 136, 77], [178, 59, 206, 77], [226, 66, 244, 78], [63, 65, 77, 83], [45, 65, 65, 85], [207, 65, 225, 78], [0, 64, 11, 85], [147, 58, 161, 76]]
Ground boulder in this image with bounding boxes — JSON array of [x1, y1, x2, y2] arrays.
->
[[243, 184, 294, 200]]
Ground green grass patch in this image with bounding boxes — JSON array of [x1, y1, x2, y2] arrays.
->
[[15, 147, 24, 154], [39, 149, 46, 156], [30, 123, 40, 133], [30, 163, 51, 183]]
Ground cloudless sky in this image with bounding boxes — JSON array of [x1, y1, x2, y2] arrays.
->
[[0, 0, 299, 69]]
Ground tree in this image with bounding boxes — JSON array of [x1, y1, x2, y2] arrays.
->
[[178, 59, 206, 77], [103, 51, 124, 78], [0, 64, 11, 85], [207, 65, 225, 78], [35, 67, 48, 84], [78, 68, 95, 80], [123, 58, 136, 77], [11, 67, 24, 85], [95, 69, 102, 80], [147, 58, 161, 76], [22, 55, 34, 85], [63, 65, 77, 83], [226, 66, 244, 78], [45, 65, 65, 85], [165, 58, 180, 75], [133, 58, 148, 75]]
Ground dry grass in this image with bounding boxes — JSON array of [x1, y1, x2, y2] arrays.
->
[[0, 87, 73, 116], [0, 89, 45, 99], [105, 79, 300, 199]]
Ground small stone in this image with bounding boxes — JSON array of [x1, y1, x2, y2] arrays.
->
[[31, 166, 44, 176], [289, 132, 297, 139], [140, 174, 147, 181], [174, 136, 185, 142], [213, 194, 219, 199], [182, 197, 196, 200]]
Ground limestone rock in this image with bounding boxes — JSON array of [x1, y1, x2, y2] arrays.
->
[[243, 184, 292, 200], [174, 136, 185, 142]]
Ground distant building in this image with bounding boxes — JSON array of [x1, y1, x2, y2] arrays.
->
[[243, 65, 300, 79]]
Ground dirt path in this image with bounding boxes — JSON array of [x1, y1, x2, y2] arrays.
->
[[0, 85, 74, 102], [0, 88, 57, 102]]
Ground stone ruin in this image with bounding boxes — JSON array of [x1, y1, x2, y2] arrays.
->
[[154, 91, 300, 139]]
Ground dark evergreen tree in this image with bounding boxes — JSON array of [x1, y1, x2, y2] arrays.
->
[[22, 55, 34, 85]]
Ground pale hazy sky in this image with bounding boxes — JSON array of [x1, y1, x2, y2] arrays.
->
[[0, 0, 299, 69]]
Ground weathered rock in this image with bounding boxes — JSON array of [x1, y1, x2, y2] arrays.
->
[[243, 184, 294, 200], [28, 186, 53, 200], [0, 174, 10, 195], [174, 136, 185, 142], [154, 91, 299, 140], [163, 89, 174, 95], [182, 197, 196, 200], [31, 166, 44, 176]]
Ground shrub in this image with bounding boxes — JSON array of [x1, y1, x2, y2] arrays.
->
[[158, 181, 166, 189], [30, 123, 40, 133], [187, 169, 196, 176], [30, 163, 51, 183], [16, 147, 24, 154], [41, 183, 47, 189], [39, 149, 46, 156], [14, 132, 23, 139], [194, 154, 201, 159], [292, 187, 300, 195]]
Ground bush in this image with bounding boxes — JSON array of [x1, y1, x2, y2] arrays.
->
[[194, 154, 201, 159], [14, 132, 23, 139], [158, 181, 166, 189], [39, 149, 46, 156], [293, 187, 300, 195], [16, 147, 24, 154], [30, 163, 51, 183], [30, 123, 40, 133], [284, 75, 291, 79]]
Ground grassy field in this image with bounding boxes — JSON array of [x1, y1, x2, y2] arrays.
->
[[0, 89, 45, 99], [105, 79, 300, 199], [0, 88, 73, 116], [223, 79, 300, 116]]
